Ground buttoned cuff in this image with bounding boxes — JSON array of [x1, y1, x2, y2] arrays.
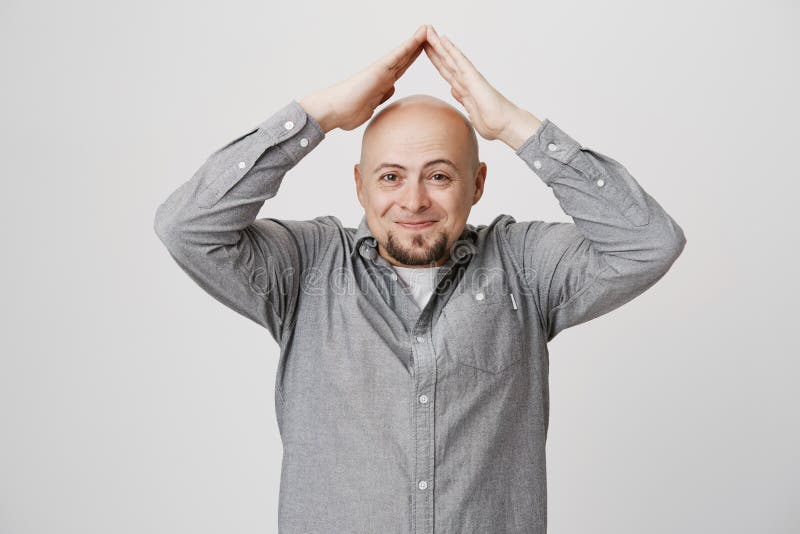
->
[[515, 119, 651, 226], [196, 100, 326, 208], [256, 99, 326, 165], [515, 119, 583, 185]]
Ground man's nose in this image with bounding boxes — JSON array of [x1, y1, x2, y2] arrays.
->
[[399, 179, 431, 211]]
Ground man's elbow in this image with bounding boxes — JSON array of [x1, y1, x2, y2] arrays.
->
[[154, 203, 183, 252], [667, 224, 686, 265], [655, 220, 687, 270]]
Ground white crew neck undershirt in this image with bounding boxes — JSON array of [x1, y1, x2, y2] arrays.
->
[[391, 265, 442, 311]]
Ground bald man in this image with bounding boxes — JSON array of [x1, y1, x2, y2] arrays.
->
[[155, 24, 686, 534]]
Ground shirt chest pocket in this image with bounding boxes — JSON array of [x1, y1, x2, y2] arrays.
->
[[440, 278, 524, 374]]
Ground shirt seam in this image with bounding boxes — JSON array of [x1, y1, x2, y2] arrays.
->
[[279, 220, 338, 348], [245, 226, 289, 337], [274, 221, 337, 408]]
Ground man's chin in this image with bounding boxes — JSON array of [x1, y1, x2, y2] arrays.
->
[[383, 230, 448, 266], [403, 252, 437, 265]]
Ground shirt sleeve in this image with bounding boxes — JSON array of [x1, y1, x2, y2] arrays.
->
[[503, 118, 687, 342], [153, 100, 334, 344]]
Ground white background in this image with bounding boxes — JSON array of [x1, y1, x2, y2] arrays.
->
[[1, 0, 798, 532]]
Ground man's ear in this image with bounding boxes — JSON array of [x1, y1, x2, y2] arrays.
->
[[354, 163, 365, 208], [471, 162, 487, 206]]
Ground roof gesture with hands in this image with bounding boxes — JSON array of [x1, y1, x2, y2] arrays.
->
[[299, 24, 542, 150]]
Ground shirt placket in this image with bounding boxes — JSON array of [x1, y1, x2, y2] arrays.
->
[[411, 318, 435, 534], [362, 242, 468, 534], [409, 261, 464, 534]]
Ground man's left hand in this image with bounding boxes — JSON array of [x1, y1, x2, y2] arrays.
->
[[423, 25, 543, 150]]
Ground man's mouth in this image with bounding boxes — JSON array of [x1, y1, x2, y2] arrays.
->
[[396, 220, 437, 230]]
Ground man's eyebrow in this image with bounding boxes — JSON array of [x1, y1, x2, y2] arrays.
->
[[372, 158, 459, 173]]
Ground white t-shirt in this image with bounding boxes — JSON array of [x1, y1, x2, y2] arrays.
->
[[391, 265, 442, 311]]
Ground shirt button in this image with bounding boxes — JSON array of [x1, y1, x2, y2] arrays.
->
[[418, 480, 428, 490], [284, 120, 294, 130], [390, 272, 398, 281], [416, 335, 425, 343], [238, 161, 246, 169], [533, 160, 542, 169], [299, 137, 309, 147], [475, 292, 484, 301], [596, 178, 605, 187], [547, 143, 558, 151], [419, 394, 428, 404]]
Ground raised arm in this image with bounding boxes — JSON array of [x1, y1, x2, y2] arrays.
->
[[423, 26, 686, 341], [153, 25, 430, 344], [153, 101, 332, 343]]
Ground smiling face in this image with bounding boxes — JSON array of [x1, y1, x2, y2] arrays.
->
[[354, 95, 487, 268]]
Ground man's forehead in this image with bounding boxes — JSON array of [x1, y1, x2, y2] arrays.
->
[[364, 144, 467, 175], [359, 95, 479, 172], [371, 157, 460, 173], [363, 111, 468, 157]]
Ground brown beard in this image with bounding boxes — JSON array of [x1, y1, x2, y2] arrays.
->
[[383, 230, 449, 266]]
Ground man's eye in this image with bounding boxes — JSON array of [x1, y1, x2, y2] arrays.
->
[[379, 173, 449, 183]]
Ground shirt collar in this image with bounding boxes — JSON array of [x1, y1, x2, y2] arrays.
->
[[349, 213, 479, 263]]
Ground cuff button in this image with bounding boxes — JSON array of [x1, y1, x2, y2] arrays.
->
[[300, 137, 308, 147]]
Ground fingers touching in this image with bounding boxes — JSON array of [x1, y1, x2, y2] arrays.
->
[[379, 24, 480, 104], [425, 26, 459, 75], [381, 24, 428, 78], [423, 26, 480, 100]]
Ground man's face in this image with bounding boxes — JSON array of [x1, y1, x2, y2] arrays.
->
[[354, 101, 487, 268]]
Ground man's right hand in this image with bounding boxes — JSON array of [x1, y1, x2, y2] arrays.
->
[[299, 24, 429, 133]]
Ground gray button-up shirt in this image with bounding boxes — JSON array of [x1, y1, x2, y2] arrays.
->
[[154, 100, 686, 533]]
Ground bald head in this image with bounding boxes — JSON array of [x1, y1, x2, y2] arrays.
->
[[360, 94, 480, 175]]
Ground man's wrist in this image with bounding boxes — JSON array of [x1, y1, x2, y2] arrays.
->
[[500, 108, 544, 151], [299, 94, 338, 134]]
